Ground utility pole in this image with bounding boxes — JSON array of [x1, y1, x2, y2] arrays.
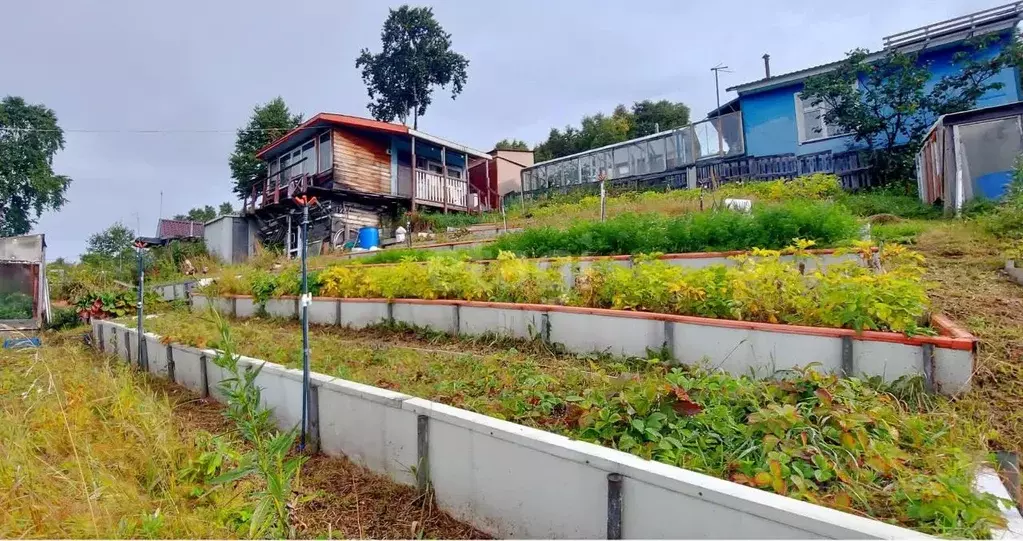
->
[[711, 63, 732, 157], [295, 195, 317, 451]]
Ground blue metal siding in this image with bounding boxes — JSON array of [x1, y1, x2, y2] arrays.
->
[[738, 32, 1021, 157]]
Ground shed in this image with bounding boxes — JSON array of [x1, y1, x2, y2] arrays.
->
[[917, 101, 1023, 213], [0, 234, 48, 333], [203, 214, 256, 264]]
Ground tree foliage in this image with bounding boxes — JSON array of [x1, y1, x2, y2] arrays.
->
[[0, 96, 73, 236], [493, 138, 530, 151], [801, 35, 1021, 185], [82, 222, 135, 269], [355, 5, 469, 129], [173, 203, 233, 222], [229, 97, 302, 199], [534, 100, 691, 162]]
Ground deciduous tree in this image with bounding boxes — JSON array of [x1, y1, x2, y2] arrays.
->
[[356, 5, 469, 129], [0, 96, 72, 236], [801, 36, 1020, 185], [229, 97, 302, 199], [493, 139, 530, 151]]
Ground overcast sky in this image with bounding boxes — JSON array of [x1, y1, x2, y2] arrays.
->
[[1, 0, 1005, 259]]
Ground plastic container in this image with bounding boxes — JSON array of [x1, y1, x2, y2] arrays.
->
[[357, 226, 380, 249]]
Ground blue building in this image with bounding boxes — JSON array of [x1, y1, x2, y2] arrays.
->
[[520, 3, 1023, 196], [727, 3, 1022, 159]]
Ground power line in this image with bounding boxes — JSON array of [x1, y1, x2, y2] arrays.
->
[[0, 125, 329, 134]]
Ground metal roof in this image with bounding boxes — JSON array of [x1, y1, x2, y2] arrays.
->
[[255, 112, 491, 160], [728, 3, 1022, 96]]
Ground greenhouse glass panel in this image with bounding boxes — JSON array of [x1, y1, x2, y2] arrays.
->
[[594, 150, 612, 179], [649, 137, 666, 174], [579, 155, 594, 184], [679, 127, 694, 164], [522, 170, 533, 192], [0, 263, 34, 321], [565, 158, 581, 185], [665, 133, 680, 169], [613, 146, 631, 178], [627, 143, 646, 176], [536, 166, 548, 190]]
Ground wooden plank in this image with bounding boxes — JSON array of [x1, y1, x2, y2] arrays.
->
[[331, 128, 391, 195]]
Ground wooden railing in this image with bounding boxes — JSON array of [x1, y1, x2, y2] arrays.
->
[[414, 169, 470, 209]]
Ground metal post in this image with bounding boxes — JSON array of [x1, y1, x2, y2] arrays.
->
[[300, 202, 311, 451], [410, 135, 418, 212], [135, 242, 145, 370], [441, 146, 449, 214], [607, 473, 623, 539], [285, 213, 292, 259]]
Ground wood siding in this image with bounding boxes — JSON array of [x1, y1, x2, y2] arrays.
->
[[331, 202, 384, 244], [332, 128, 392, 195]]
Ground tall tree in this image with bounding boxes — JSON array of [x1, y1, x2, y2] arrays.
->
[[533, 100, 689, 162], [493, 139, 530, 151], [802, 36, 1019, 184], [356, 5, 469, 129], [229, 97, 302, 199], [628, 100, 691, 138], [0, 96, 73, 236], [81, 221, 135, 269], [218, 202, 234, 215], [173, 205, 217, 222]]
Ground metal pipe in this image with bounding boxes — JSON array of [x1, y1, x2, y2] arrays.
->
[[607, 473, 623, 539], [300, 202, 311, 451], [135, 242, 145, 370]]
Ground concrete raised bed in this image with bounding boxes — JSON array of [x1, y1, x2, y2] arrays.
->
[[92, 318, 929, 539], [1006, 260, 1023, 286], [193, 295, 978, 395], [343, 247, 869, 290]]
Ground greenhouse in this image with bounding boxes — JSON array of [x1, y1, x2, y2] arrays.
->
[[521, 111, 744, 193]]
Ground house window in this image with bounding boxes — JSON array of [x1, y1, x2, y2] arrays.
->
[[795, 92, 850, 143], [279, 155, 290, 179], [318, 132, 332, 172], [415, 156, 445, 175], [447, 165, 463, 180], [301, 141, 315, 175]]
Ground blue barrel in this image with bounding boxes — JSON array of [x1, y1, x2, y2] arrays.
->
[[357, 226, 380, 249]]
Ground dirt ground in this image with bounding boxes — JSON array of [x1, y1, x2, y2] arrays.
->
[[147, 377, 486, 539], [914, 223, 1023, 456]]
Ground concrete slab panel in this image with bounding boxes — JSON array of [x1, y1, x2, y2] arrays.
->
[[548, 311, 664, 358], [144, 335, 170, 378], [264, 298, 296, 320], [933, 346, 974, 395], [210, 297, 234, 317], [853, 340, 920, 383], [191, 294, 209, 313], [339, 301, 389, 328], [235, 297, 257, 319], [318, 379, 417, 485], [671, 323, 842, 378], [458, 306, 543, 340], [392, 303, 457, 334], [415, 401, 607, 538], [308, 299, 339, 325], [171, 345, 206, 394]]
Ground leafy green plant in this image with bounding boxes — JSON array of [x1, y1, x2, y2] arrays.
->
[[46, 305, 84, 330], [206, 309, 307, 538], [0, 291, 33, 319]]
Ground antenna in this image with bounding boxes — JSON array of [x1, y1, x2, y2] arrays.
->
[[710, 63, 733, 115]]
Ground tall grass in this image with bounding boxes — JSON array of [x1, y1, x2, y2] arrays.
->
[[0, 337, 247, 538]]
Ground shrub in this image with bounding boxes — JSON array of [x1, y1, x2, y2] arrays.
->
[[486, 201, 860, 258], [47, 306, 84, 330], [837, 193, 941, 219]]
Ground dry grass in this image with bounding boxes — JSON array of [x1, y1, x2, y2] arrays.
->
[[0, 332, 244, 539], [144, 374, 485, 540], [913, 222, 1023, 457]]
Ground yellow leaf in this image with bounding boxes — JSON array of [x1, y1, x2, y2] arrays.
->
[[833, 492, 852, 509], [840, 432, 856, 449], [771, 476, 787, 495], [769, 460, 782, 479], [754, 472, 772, 487]]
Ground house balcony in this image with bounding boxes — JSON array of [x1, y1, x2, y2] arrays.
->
[[397, 166, 490, 212]]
